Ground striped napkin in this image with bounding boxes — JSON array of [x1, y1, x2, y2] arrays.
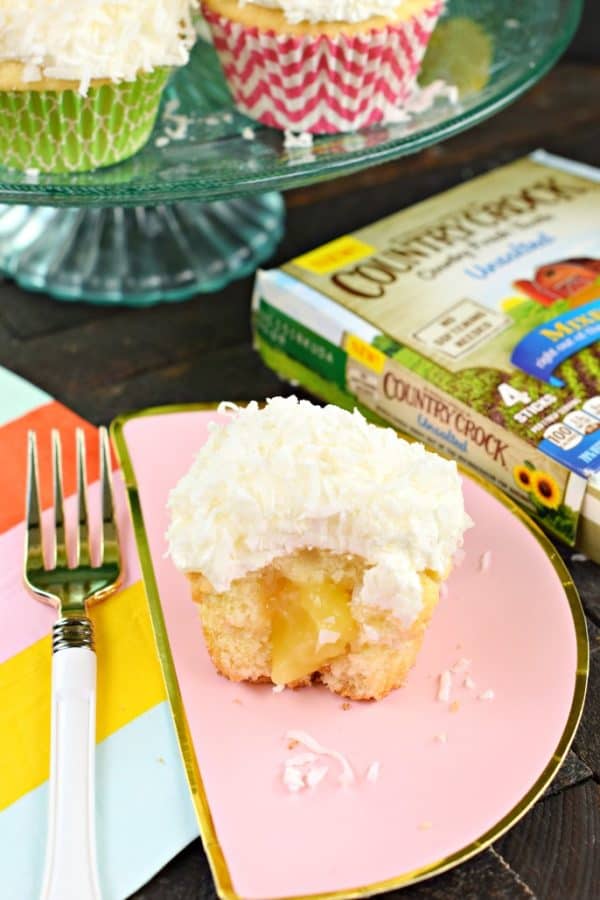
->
[[0, 368, 198, 899]]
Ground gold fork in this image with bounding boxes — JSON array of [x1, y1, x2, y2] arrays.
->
[[24, 427, 122, 900]]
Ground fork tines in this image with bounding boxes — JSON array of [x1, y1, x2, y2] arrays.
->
[[25, 427, 119, 576]]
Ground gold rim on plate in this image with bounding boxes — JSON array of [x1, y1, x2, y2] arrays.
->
[[111, 402, 589, 900]]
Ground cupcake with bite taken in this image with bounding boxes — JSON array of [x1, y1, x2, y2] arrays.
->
[[167, 397, 470, 700], [201, 0, 446, 133], [0, 0, 195, 173]]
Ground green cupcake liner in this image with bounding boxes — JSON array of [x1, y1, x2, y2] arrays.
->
[[0, 68, 169, 174]]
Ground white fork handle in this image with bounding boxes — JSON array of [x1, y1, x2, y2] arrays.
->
[[41, 647, 102, 900]]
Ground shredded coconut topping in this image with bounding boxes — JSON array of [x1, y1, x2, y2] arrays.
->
[[167, 398, 470, 625], [239, 0, 405, 25], [0, 1, 194, 90]]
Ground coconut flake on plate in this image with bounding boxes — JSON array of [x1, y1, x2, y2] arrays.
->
[[478, 550, 492, 573], [286, 730, 355, 786], [437, 670, 452, 703], [479, 689, 495, 701]]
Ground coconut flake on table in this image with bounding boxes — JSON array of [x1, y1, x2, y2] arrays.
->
[[464, 675, 476, 690], [241, 126, 256, 141], [478, 689, 495, 701], [435, 732, 448, 744]]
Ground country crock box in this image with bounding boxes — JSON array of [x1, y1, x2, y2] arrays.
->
[[252, 151, 600, 563]]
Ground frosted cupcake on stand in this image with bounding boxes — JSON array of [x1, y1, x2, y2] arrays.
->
[[0, 1, 195, 173], [201, 0, 446, 133]]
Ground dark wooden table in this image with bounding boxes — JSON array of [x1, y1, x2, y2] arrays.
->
[[1, 11, 599, 898]]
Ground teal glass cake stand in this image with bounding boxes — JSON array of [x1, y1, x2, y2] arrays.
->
[[0, 0, 582, 306]]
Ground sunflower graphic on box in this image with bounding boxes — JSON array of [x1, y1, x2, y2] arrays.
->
[[512, 460, 576, 541]]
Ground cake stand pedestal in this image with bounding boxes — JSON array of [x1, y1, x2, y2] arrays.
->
[[0, 195, 284, 305]]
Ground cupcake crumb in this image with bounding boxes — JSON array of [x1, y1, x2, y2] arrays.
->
[[288, 738, 299, 750], [341, 702, 351, 711], [450, 701, 460, 713], [418, 821, 433, 831]]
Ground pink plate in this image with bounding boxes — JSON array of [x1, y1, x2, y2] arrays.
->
[[113, 406, 587, 900]]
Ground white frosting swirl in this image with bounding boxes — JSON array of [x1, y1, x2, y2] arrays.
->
[[238, 0, 402, 25], [0, 1, 195, 92], [167, 397, 471, 625]]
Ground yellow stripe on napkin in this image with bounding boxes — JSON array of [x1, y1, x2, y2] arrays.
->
[[0, 581, 166, 811]]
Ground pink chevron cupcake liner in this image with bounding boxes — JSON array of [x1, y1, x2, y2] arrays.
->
[[202, 1, 445, 134]]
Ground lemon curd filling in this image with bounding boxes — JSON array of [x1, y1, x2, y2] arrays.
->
[[269, 577, 359, 684]]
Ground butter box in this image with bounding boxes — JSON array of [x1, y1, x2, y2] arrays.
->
[[253, 151, 600, 562]]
